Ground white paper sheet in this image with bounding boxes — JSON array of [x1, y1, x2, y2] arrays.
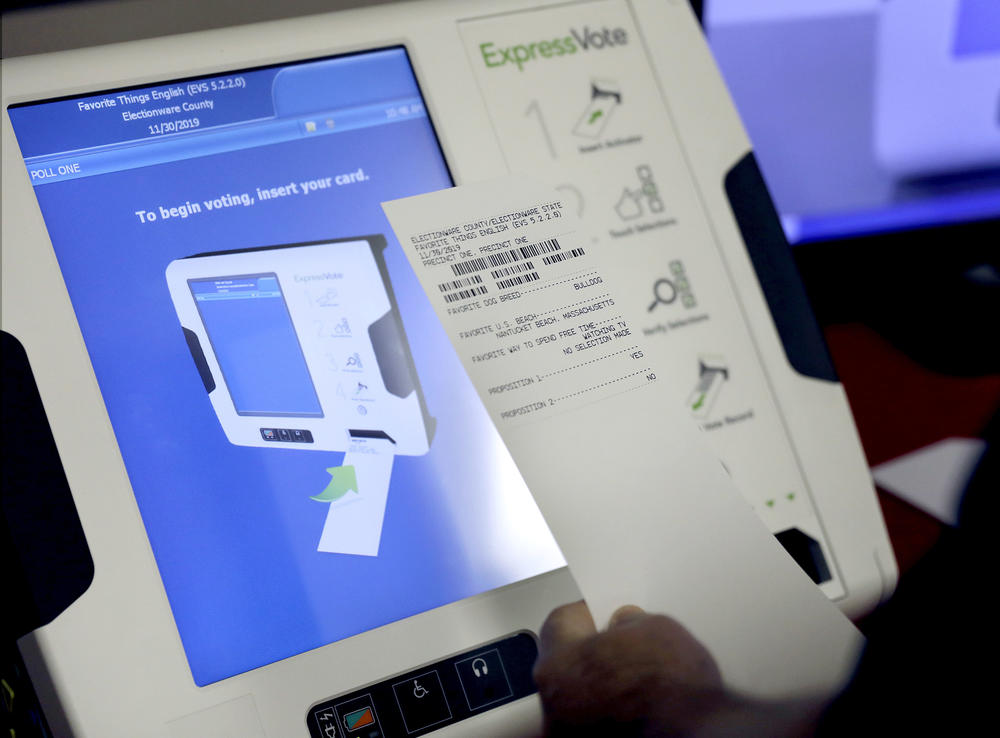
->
[[383, 176, 863, 697], [317, 437, 396, 556]]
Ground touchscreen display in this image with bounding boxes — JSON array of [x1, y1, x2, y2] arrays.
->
[[8, 47, 564, 685]]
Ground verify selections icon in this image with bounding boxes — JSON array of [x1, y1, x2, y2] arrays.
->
[[647, 260, 696, 312]]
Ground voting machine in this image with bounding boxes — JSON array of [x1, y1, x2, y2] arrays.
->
[[2, 1, 894, 735]]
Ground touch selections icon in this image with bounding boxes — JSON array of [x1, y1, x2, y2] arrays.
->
[[615, 164, 664, 220]]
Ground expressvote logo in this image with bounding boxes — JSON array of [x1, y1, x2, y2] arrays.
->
[[479, 25, 628, 71]]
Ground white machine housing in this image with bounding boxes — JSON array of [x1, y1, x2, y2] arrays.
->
[[2, 1, 896, 736]]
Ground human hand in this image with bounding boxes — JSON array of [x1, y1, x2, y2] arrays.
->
[[533, 601, 827, 738], [532, 601, 725, 737]]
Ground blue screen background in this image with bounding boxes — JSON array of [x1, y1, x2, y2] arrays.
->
[[13, 50, 561, 685], [191, 275, 323, 417]]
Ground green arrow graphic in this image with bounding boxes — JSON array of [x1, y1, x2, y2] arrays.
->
[[311, 465, 358, 502]]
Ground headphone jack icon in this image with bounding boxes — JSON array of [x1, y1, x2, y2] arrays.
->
[[471, 658, 489, 678]]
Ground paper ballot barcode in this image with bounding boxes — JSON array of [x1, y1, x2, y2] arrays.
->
[[451, 238, 562, 277], [542, 247, 586, 266], [443, 286, 489, 303], [490, 261, 535, 280], [497, 272, 540, 290], [438, 274, 488, 303], [438, 274, 484, 293]]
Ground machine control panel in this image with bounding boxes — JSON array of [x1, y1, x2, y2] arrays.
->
[[260, 427, 315, 443], [307, 632, 536, 737]]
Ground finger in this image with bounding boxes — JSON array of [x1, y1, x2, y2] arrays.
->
[[538, 601, 596, 659], [607, 604, 646, 629]]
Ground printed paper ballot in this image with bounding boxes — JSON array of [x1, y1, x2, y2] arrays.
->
[[384, 176, 863, 697]]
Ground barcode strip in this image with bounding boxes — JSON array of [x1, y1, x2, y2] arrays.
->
[[450, 238, 562, 277], [490, 261, 535, 280], [437, 274, 483, 293], [497, 272, 540, 290], [443, 285, 489, 303], [542, 247, 585, 266], [518, 238, 562, 259], [452, 257, 489, 277]]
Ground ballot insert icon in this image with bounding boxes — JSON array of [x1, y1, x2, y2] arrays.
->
[[573, 78, 622, 138]]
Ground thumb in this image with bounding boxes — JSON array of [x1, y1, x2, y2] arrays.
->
[[607, 604, 646, 629]]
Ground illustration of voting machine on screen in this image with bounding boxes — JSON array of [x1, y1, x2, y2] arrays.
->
[[165, 236, 435, 556]]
